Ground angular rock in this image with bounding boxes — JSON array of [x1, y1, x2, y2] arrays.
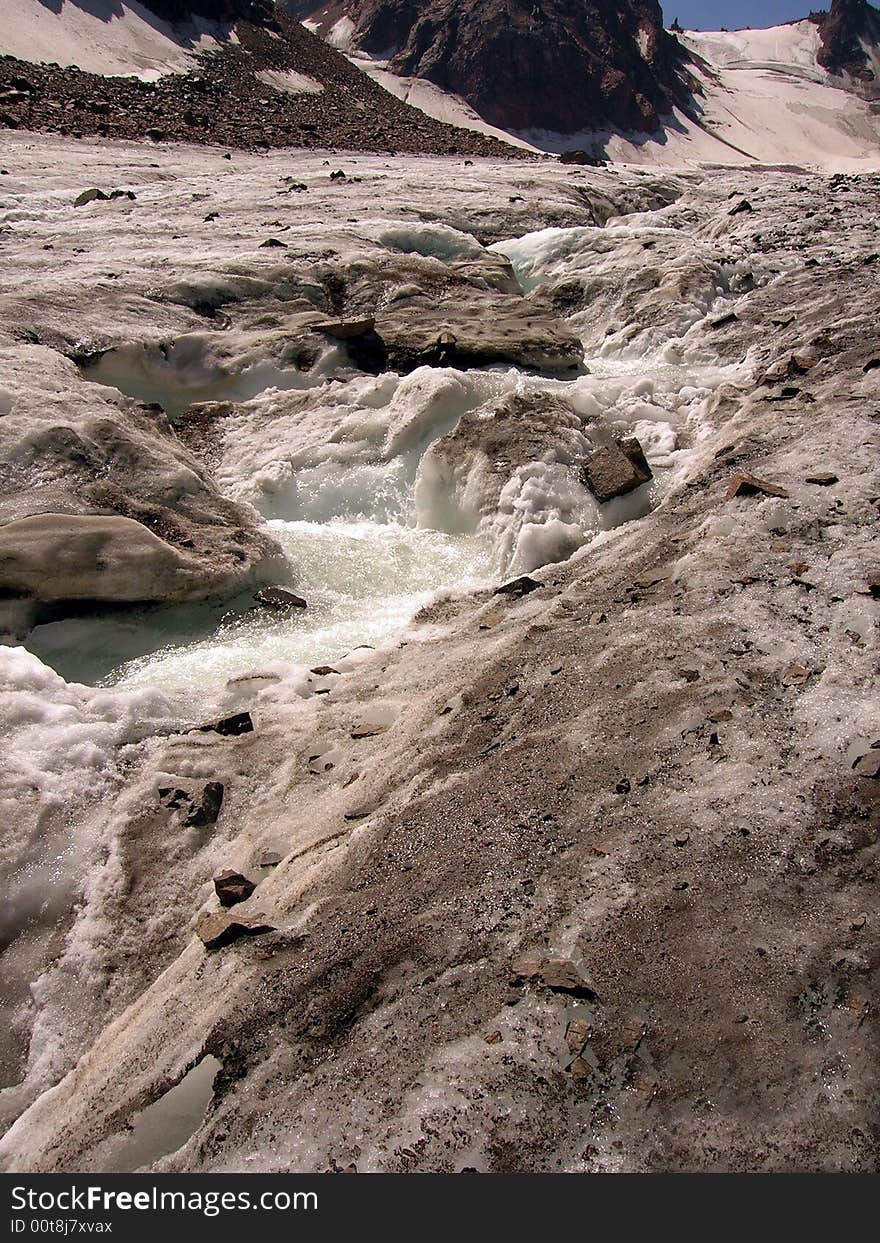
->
[[159, 781, 224, 829], [805, 473, 839, 486], [213, 869, 258, 908], [510, 955, 597, 1000], [255, 585, 307, 610], [73, 188, 109, 207], [582, 437, 653, 503], [197, 711, 254, 737], [726, 472, 790, 500], [852, 749, 880, 779], [565, 1017, 591, 1054], [495, 575, 542, 598], [196, 910, 274, 951]]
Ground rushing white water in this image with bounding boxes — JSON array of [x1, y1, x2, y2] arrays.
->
[[46, 518, 491, 698]]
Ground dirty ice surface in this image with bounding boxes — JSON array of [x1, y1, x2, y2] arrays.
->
[[0, 135, 768, 1160]]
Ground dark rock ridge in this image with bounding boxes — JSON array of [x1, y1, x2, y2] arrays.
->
[[287, 0, 697, 135], [147, 0, 276, 21], [814, 0, 880, 89], [0, 9, 517, 156]]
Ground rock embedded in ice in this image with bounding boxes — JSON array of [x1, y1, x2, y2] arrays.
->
[[213, 869, 258, 908], [416, 388, 592, 573], [495, 575, 542, 598], [195, 711, 254, 737], [350, 722, 389, 739], [581, 437, 653, 503], [725, 472, 790, 500], [709, 311, 738, 329], [509, 956, 597, 1000], [158, 781, 224, 829], [195, 910, 274, 950]]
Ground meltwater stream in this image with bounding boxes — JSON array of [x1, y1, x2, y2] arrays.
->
[[114, 519, 491, 696], [27, 517, 491, 700]]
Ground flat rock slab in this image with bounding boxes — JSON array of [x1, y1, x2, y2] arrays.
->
[[510, 955, 597, 1000], [196, 910, 275, 951], [369, 297, 584, 375], [311, 317, 376, 339], [726, 472, 790, 500]]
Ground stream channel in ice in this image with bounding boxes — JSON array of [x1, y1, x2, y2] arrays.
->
[[2, 210, 746, 1169], [24, 217, 744, 708], [25, 350, 721, 705]]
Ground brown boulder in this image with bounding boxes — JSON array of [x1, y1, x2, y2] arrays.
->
[[582, 437, 652, 503]]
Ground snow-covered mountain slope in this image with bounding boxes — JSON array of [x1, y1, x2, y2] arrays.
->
[[0, 0, 240, 80], [296, 3, 880, 167], [549, 18, 878, 169]]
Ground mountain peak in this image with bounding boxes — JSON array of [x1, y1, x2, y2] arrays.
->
[[816, 0, 880, 83]]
